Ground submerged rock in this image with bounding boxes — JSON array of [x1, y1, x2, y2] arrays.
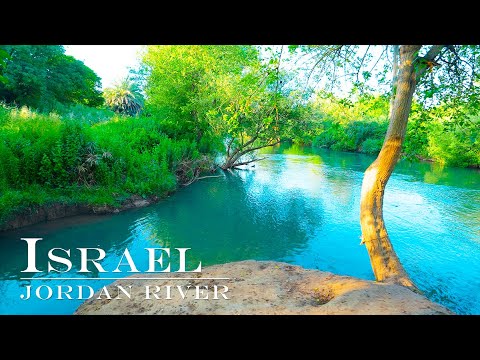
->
[[75, 260, 452, 315]]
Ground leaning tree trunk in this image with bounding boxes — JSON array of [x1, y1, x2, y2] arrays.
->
[[360, 45, 421, 290], [388, 45, 399, 119]]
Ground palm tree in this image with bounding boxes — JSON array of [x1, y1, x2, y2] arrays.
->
[[103, 78, 144, 116]]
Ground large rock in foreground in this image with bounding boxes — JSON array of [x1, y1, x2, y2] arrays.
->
[[75, 261, 452, 315]]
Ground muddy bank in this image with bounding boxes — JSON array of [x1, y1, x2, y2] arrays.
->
[[75, 260, 452, 315], [0, 194, 161, 232]]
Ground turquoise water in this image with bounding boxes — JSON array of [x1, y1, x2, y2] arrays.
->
[[0, 145, 479, 314]]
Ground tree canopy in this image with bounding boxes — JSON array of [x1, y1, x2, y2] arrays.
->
[[142, 46, 256, 141], [0, 45, 103, 111], [295, 45, 480, 114], [141, 45, 304, 168]]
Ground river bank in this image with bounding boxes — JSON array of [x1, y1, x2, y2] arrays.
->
[[0, 194, 163, 232], [75, 260, 452, 315], [3, 143, 479, 232]]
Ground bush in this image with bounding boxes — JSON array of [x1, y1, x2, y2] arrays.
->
[[0, 104, 212, 224], [53, 103, 116, 125], [306, 92, 478, 168], [427, 123, 479, 167], [361, 138, 384, 154], [312, 119, 387, 153]]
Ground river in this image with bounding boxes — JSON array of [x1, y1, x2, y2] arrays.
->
[[0, 144, 479, 314]]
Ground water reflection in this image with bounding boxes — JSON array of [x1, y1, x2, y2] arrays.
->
[[141, 169, 321, 266]]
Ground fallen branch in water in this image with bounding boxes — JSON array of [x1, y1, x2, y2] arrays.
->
[[177, 155, 217, 187], [232, 157, 266, 169], [182, 174, 223, 187], [220, 138, 279, 170], [196, 175, 224, 180]]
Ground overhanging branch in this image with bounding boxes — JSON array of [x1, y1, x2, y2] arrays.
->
[[415, 45, 445, 79]]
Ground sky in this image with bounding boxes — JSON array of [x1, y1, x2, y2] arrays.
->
[[64, 45, 144, 89]]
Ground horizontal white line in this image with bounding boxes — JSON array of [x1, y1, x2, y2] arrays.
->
[[20, 277, 231, 281]]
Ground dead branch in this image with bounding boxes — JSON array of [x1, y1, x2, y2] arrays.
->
[[196, 175, 224, 180]]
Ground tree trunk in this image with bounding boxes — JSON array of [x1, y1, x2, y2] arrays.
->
[[220, 139, 280, 170], [360, 45, 421, 290], [388, 45, 399, 119]]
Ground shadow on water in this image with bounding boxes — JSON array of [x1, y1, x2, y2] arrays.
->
[[0, 143, 479, 314]]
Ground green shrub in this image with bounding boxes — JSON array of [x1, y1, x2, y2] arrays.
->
[[312, 119, 387, 153], [0, 104, 212, 224], [361, 138, 384, 154], [52, 103, 116, 125], [307, 92, 478, 168], [427, 124, 479, 167]]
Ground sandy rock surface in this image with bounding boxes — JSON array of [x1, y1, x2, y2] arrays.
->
[[75, 260, 452, 315]]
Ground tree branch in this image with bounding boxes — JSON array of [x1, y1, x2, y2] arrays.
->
[[241, 139, 280, 156], [356, 45, 371, 82], [196, 175, 223, 180], [232, 157, 266, 168], [369, 46, 387, 74], [229, 134, 259, 159], [305, 45, 344, 87], [226, 136, 234, 157], [415, 45, 445, 79]]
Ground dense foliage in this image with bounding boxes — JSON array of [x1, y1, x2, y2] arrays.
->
[[0, 48, 8, 84], [142, 45, 301, 167], [0, 45, 103, 111], [297, 91, 479, 168], [0, 104, 205, 223]]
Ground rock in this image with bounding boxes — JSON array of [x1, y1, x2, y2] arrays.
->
[[75, 260, 452, 315], [132, 199, 150, 208], [92, 205, 115, 214]]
